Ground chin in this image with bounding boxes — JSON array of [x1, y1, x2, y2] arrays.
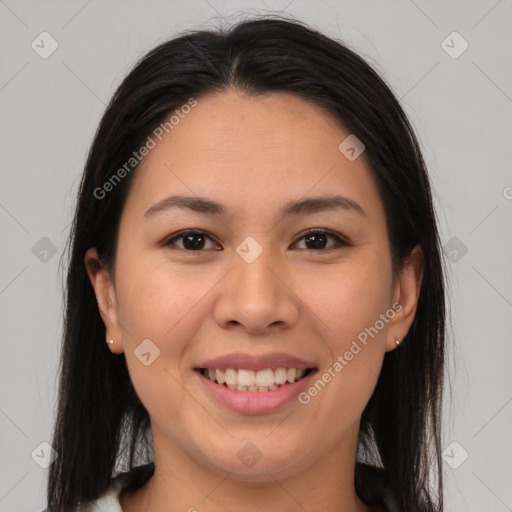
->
[[203, 445, 310, 482]]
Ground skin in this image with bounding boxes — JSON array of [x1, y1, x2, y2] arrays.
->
[[85, 88, 423, 512]]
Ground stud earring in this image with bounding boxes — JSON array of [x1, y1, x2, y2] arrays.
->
[[107, 339, 114, 346], [395, 339, 401, 346]]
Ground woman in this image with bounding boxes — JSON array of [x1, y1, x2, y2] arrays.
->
[[45, 15, 446, 512]]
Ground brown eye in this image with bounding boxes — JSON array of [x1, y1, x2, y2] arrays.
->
[[293, 229, 349, 251], [162, 228, 349, 253], [163, 230, 221, 251]]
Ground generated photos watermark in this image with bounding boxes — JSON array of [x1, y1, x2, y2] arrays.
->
[[93, 97, 198, 200], [298, 301, 403, 404]]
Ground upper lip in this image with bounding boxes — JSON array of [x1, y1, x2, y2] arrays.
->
[[195, 351, 318, 371]]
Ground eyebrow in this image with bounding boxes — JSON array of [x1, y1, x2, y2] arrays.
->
[[144, 194, 367, 219]]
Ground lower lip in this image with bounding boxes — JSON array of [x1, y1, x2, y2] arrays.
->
[[195, 369, 317, 415]]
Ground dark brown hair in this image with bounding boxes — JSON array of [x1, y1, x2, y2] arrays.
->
[[48, 14, 446, 511]]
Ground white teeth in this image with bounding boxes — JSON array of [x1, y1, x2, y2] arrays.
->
[[237, 369, 255, 387], [215, 369, 225, 385], [255, 369, 275, 387], [275, 367, 287, 384], [201, 366, 310, 391], [225, 368, 237, 386]]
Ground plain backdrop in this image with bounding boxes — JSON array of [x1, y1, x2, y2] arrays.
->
[[0, 1, 511, 511]]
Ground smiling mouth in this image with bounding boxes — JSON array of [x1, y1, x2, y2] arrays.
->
[[196, 367, 315, 392]]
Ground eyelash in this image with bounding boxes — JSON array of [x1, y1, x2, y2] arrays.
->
[[161, 228, 350, 253]]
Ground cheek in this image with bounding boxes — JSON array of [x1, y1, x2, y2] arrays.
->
[[112, 258, 209, 427], [114, 247, 203, 342], [306, 253, 392, 350], [295, 255, 391, 423]]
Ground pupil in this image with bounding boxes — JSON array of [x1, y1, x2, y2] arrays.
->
[[306, 233, 326, 249], [184, 234, 204, 250]]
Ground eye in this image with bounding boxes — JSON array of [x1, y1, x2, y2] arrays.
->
[[162, 230, 221, 251], [161, 228, 350, 252], [292, 229, 349, 251]]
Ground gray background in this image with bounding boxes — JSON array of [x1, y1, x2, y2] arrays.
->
[[1, 1, 511, 510]]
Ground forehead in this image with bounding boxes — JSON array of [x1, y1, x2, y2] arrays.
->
[[122, 89, 384, 223]]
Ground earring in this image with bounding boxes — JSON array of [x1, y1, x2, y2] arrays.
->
[[107, 339, 114, 346], [395, 339, 401, 346]]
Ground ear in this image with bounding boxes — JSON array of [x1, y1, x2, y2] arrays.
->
[[84, 248, 124, 354], [385, 245, 424, 352]]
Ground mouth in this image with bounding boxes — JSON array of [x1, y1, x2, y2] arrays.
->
[[195, 367, 316, 392], [194, 365, 319, 415]]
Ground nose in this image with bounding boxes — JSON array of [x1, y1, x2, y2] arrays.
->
[[212, 246, 300, 336]]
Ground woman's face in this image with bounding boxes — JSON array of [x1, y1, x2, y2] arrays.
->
[[86, 89, 421, 484]]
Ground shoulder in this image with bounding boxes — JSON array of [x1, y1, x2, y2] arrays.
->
[[81, 471, 130, 512], [41, 471, 131, 512]]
